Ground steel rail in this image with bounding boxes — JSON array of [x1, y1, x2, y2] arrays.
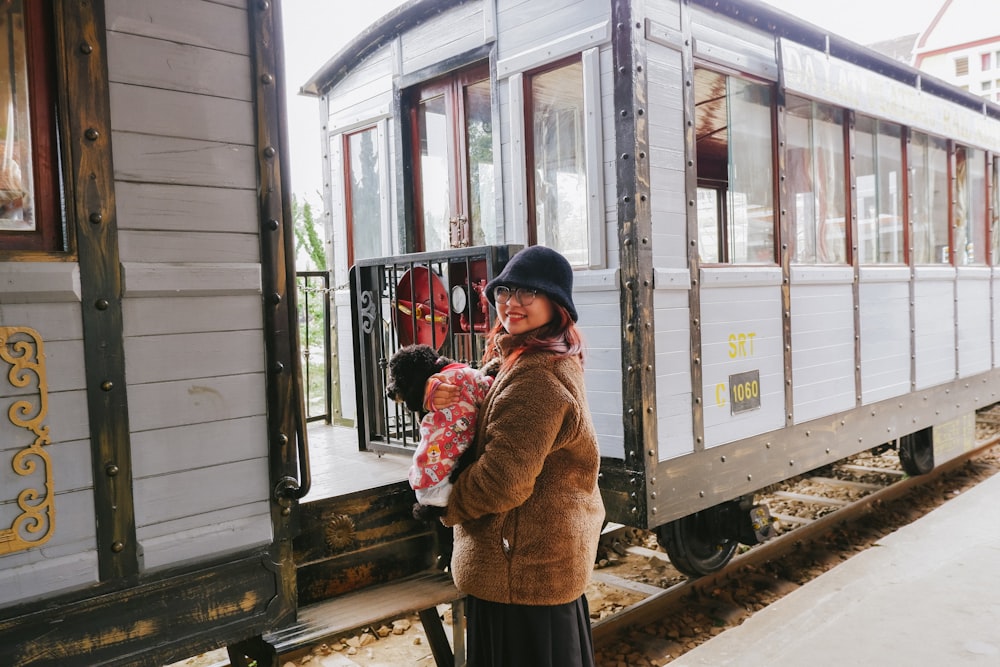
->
[[592, 435, 1000, 645]]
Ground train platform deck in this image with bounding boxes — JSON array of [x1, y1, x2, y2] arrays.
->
[[675, 469, 1000, 666]]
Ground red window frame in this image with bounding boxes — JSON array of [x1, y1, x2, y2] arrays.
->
[[0, 2, 64, 255]]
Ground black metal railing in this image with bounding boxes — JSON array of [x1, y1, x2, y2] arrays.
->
[[296, 270, 332, 423], [350, 245, 518, 455]]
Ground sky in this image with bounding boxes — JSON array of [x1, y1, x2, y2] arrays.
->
[[279, 0, 946, 202]]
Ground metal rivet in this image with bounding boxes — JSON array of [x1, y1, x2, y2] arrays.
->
[[101, 381, 113, 391], [267, 218, 279, 230], [277, 433, 289, 446], [263, 146, 276, 158], [111, 541, 124, 553], [274, 361, 284, 373], [79, 42, 93, 54], [85, 128, 99, 141], [105, 464, 119, 477], [261, 73, 274, 85], [89, 212, 103, 224], [271, 292, 282, 304]]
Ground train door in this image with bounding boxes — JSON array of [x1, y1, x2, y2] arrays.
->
[[406, 62, 495, 251]]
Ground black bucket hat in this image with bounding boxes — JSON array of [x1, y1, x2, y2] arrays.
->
[[485, 245, 578, 322]]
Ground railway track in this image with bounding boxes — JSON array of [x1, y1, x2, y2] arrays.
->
[[591, 417, 1000, 665]]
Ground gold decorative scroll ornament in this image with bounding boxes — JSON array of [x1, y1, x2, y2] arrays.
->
[[0, 326, 54, 554]]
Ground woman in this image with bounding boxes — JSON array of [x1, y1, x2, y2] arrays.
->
[[437, 245, 606, 667]]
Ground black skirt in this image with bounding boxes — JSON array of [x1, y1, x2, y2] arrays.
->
[[465, 594, 596, 667]]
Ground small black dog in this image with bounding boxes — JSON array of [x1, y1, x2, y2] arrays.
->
[[385, 344, 451, 413]]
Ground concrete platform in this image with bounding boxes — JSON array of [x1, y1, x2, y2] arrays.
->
[[675, 471, 1000, 666]]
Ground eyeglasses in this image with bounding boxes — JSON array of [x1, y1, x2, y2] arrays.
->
[[493, 286, 537, 306]]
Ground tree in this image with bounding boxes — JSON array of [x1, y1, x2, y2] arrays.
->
[[292, 193, 327, 271]]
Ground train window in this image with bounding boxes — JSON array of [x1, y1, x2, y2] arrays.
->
[[910, 132, 950, 265], [785, 96, 847, 264], [694, 68, 775, 264], [344, 126, 384, 266], [406, 63, 494, 252], [855, 115, 904, 264], [0, 1, 63, 255], [526, 59, 587, 266], [954, 146, 988, 265]]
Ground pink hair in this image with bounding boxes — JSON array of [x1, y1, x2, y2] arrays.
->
[[482, 302, 584, 371]]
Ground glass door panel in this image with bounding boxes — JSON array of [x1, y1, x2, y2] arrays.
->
[[464, 78, 494, 246], [418, 95, 451, 252]]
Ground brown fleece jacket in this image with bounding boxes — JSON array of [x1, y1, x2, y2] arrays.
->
[[441, 333, 606, 605]]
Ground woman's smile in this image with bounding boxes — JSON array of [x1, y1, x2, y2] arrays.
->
[[498, 292, 554, 334]]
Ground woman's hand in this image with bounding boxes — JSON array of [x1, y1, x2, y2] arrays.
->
[[423, 373, 460, 411]]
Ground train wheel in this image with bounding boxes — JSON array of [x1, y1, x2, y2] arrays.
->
[[656, 510, 738, 577], [898, 428, 934, 476]]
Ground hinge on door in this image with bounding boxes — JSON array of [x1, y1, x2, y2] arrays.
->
[[449, 215, 470, 248]]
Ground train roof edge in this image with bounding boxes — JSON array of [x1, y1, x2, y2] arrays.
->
[[301, 0, 1000, 121]]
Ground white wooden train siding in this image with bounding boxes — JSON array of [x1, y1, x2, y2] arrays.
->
[[956, 268, 992, 377], [699, 270, 785, 448], [106, 0, 273, 571], [646, 23, 695, 461], [913, 267, 958, 389], [858, 269, 911, 403], [789, 267, 856, 424], [0, 271, 98, 606]]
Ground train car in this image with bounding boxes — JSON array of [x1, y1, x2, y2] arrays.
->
[[0, 1, 310, 665], [303, 0, 1000, 580], [3, 0, 998, 665]]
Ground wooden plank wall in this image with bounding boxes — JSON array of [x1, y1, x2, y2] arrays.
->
[[0, 296, 98, 605], [104, 0, 272, 571], [789, 269, 857, 424]]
